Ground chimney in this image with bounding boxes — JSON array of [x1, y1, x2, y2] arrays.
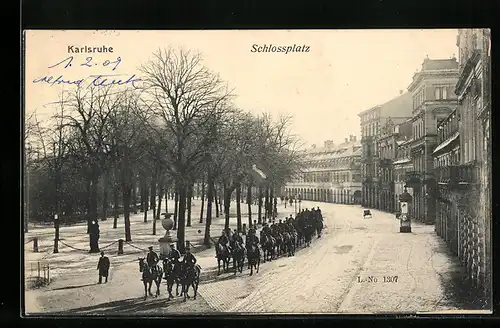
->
[[399, 90, 403, 95], [324, 140, 334, 148], [311, 144, 316, 149], [353, 135, 356, 141], [344, 138, 348, 143]]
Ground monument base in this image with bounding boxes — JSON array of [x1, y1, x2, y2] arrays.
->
[[158, 234, 176, 260], [399, 226, 412, 233]]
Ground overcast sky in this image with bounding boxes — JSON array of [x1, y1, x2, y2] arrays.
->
[[25, 29, 459, 147]]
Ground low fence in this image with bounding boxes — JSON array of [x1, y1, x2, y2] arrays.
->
[[26, 261, 51, 289]]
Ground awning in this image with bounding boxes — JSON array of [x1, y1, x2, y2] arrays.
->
[[432, 132, 459, 155]]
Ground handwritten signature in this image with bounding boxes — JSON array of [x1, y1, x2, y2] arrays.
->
[[33, 74, 143, 89], [48, 56, 122, 71]]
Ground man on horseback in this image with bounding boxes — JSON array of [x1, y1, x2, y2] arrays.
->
[[147, 246, 160, 275], [246, 228, 260, 248], [218, 229, 232, 253], [230, 229, 244, 250], [183, 246, 197, 271], [168, 243, 181, 262]]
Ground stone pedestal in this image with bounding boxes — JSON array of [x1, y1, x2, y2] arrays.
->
[[158, 213, 175, 260], [400, 215, 412, 233]]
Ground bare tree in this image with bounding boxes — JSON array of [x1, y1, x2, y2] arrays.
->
[[139, 47, 233, 253]]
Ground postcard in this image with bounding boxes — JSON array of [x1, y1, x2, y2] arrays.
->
[[23, 29, 492, 315]]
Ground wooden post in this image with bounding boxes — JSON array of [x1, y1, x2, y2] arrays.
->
[[118, 239, 124, 255], [37, 262, 40, 279], [33, 237, 38, 252], [47, 264, 50, 283]]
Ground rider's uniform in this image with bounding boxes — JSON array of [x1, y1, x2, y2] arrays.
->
[[147, 250, 160, 273], [168, 248, 181, 262]]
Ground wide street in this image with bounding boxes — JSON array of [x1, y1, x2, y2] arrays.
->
[[25, 200, 478, 315]]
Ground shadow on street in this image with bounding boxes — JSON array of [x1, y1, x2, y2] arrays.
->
[[432, 245, 490, 310]]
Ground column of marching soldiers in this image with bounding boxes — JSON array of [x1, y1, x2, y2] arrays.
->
[[137, 207, 324, 301]]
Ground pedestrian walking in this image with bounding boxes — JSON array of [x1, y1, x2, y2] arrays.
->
[[97, 251, 110, 284]]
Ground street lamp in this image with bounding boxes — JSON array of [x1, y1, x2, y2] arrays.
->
[[53, 214, 60, 253], [399, 187, 413, 233]]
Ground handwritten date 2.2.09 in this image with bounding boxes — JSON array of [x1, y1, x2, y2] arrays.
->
[[357, 276, 399, 283], [48, 56, 122, 71]]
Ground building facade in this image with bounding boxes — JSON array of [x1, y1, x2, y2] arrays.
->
[[285, 136, 362, 205], [433, 108, 460, 255], [378, 119, 413, 213], [407, 58, 459, 224], [393, 136, 413, 212], [358, 91, 413, 210], [453, 28, 491, 299]]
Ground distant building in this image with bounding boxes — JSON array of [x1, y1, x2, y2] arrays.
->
[[285, 135, 362, 205], [358, 90, 413, 210], [393, 130, 413, 212], [406, 57, 459, 224]]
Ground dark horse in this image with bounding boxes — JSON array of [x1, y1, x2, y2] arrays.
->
[[231, 241, 246, 274], [138, 258, 163, 299], [178, 262, 201, 302], [162, 258, 182, 300], [246, 243, 260, 276], [283, 231, 296, 257], [215, 242, 231, 275], [260, 233, 275, 262]]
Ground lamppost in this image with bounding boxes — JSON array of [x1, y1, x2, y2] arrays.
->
[[53, 214, 60, 253], [399, 186, 413, 233]]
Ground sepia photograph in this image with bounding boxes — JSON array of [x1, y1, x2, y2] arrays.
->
[[22, 29, 492, 315]]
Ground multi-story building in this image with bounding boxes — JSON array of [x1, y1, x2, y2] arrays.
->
[[358, 91, 413, 210], [453, 28, 491, 300], [393, 131, 414, 211], [433, 108, 460, 254], [378, 119, 413, 213], [406, 57, 459, 224], [285, 135, 362, 205]]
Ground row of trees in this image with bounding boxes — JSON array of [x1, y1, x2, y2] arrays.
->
[[25, 48, 302, 253]]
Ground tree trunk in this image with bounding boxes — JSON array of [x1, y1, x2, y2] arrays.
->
[[219, 186, 224, 213], [123, 185, 132, 242], [150, 176, 156, 212], [132, 178, 138, 214], [264, 187, 270, 220], [176, 185, 187, 254], [223, 184, 232, 231], [89, 176, 100, 252], [204, 170, 214, 246], [247, 181, 252, 228], [173, 191, 179, 230], [214, 187, 220, 218], [86, 179, 92, 234], [273, 195, 278, 217], [113, 184, 119, 229], [102, 175, 108, 221], [151, 177, 157, 236], [269, 187, 274, 218], [164, 185, 168, 213], [257, 186, 263, 224], [236, 184, 242, 232], [199, 175, 206, 223], [156, 182, 164, 221], [186, 183, 193, 227]]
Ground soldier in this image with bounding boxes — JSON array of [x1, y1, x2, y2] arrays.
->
[[97, 251, 110, 284], [183, 246, 197, 272], [231, 229, 244, 249], [146, 246, 160, 275], [168, 243, 181, 262], [218, 229, 231, 253], [246, 228, 260, 248]]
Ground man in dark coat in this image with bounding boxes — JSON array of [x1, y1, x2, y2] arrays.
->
[[97, 251, 110, 284], [168, 243, 181, 262], [147, 246, 160, 275], [183, 246, 197, 272]]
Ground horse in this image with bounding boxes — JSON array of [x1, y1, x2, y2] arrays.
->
[[303, 224, 314, 247], [260, 233, 275, 262], [138, 258, 163, 299], [283, 231, 296, 257], [273, 232, 284, 257], [231, 241, 246, 274], [178, 262, 201, 302], [215, 242, 231, 275], [246, 243, 260, 276], [162, 258, 182, 300]]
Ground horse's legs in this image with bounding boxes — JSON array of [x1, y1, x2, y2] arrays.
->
[[148, 281, 153, 296], [143, 281, 148, 298], [156, 279, 161, 297]]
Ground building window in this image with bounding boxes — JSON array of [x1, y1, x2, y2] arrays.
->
[[435, 86, 448, 100]]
